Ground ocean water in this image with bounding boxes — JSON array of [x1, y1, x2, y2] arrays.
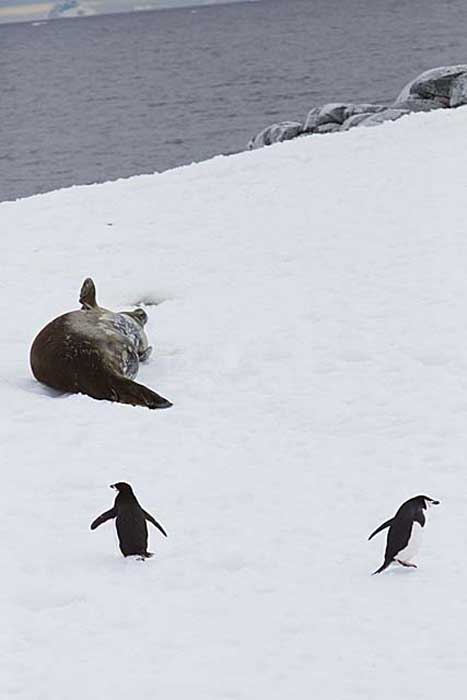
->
[[1, 0, 467, 202]]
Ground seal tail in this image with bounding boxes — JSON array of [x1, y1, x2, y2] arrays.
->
[[106, 377, 173, 410], [372, 558, 393, 575]]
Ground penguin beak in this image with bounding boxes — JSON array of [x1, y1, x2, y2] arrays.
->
[[109, 484, 117, 490], [432, 500, 440, 505]]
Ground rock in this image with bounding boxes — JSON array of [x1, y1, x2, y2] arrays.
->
[[304, 102, 384, 133], [302, 107, 321, 132], [390, 98, 443, 113], [450, 73, 467, 107], [341, 112, 375, 130], [345, 103, 385, 118], [248, 121, 303, 150], [303, 103, 349, 132], [395, 65, 467, 106], [357, 108, 410, 127], [316, 103, 349, 126], [248, 65, 467, 151], [315, 123, 342, 134]]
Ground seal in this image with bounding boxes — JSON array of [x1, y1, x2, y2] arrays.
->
[[30, 278, 172, 409]]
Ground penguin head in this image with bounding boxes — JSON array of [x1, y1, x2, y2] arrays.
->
[[110, 482, 134, 496], [415, 495, 440, 509]]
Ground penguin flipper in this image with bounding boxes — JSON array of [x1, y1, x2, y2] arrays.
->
[[143, 510, 168, 537], [90, 507, 117, 530], [368, 518, 394, 541]]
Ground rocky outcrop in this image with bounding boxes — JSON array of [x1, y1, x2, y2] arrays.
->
[[357, 108, 411, 127], [247, 121, 303, 149], [303, 103, 384, 132], [248, 64, 467, 150], [395, 65, 467, 107]]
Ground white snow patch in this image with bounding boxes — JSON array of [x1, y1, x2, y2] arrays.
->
[[2, 106, 466, 699]]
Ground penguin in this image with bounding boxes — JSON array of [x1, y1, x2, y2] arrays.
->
[[90, 482, 167, 559], [369, 495, 439, 575]]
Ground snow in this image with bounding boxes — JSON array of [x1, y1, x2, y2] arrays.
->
[[3, 105, 467, 698]]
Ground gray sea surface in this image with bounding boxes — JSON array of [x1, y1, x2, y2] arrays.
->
[[2, 0, 467, 202]]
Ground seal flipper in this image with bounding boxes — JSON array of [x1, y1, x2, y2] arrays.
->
[[138, 346, 153, 362], [368, 518, 394, 541], [80, 278, 97, 310], [142, 510, 168, 537], [90, 507, 116, 530], [106, 376, 172, 410]]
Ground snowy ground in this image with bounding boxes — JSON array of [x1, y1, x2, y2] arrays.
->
[[2, 107, 467, 698]]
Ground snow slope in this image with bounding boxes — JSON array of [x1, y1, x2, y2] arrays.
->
[[2, 107, 467, 698]]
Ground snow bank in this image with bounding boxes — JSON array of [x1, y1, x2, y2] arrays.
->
[[2, 106, 467, 699]]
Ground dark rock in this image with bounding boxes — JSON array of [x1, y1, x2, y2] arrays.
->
[[302, 107, 321, 132], [304, 102, 384, 133], [450, 73, 467, 107], [248, 65, 467, 151], [395, 65, 467, 106], [390, 98, 443, 113], [357, 108, 410, 127], [315, 123, 342, 134], [248, 121, 303, 150], [341, 112, 375, 130]]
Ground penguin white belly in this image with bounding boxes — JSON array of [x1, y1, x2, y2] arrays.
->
[[397, 522, 423, 562]]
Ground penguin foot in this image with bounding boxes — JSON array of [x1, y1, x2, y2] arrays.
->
[[396, 559, 417, 568], [134, 552, 154, 561]]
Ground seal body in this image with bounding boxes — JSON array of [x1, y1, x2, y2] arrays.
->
[[368, 495, 440, 575], [90, 482, 168, 559], [30, 279, 171, 409]]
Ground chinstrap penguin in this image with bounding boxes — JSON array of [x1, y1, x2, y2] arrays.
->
[[369, 495, 439, 575], [90, 482, 167, 559]]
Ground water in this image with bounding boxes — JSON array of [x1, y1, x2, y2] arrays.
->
[[2, 0, 467, 202]]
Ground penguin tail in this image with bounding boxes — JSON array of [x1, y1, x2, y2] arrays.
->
[[372, 559, 392, 575]]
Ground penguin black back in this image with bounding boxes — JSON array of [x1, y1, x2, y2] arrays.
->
[[90, 482, 167, 559]]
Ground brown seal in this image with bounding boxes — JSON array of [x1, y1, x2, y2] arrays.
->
[[30, 278, 172, 410]]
